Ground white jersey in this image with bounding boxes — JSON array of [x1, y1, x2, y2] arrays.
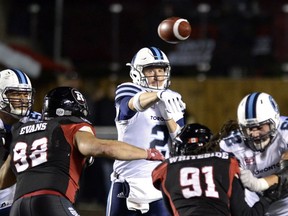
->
[[0, 184, 15, 211], [111, 82, 186, 203], [113, 82, 184, 178], [0, 111, 41, 214], [220, 116, 288, 216]]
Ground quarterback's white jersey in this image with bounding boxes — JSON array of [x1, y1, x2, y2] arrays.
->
[[220, 116, 288, 216], [113, 82, 185, 179]]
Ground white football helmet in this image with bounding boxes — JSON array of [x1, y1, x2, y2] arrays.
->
[[0, 69, 34, 118], [237, 92, 280, 151], [127, 47, 171, 90]]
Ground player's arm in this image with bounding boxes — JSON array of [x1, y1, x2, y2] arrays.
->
[[230, 175, 273, 216], [0, 155, 16, 189], [164, 118, 181, 139], [240, 156, 288, 192], [128, 91, 159, 112], [74, 130, 164, 161], [240, 168, 278, 192]]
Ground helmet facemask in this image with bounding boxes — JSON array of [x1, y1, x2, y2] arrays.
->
[[128, 47, 171, 90], [237, 92, 280, 152], [1, 87, 34, 118], [240, 119, 277, 152], [0, 69, 34, 119], [128, 63, 170, 90]]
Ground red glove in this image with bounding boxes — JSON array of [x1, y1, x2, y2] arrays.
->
[[146, 148, 165, 161]]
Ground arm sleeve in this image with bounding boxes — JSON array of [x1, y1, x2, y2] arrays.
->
[[230, 176, 271, 216], [117, 96, 137, 120]]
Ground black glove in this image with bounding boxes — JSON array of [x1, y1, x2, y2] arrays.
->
[[263, 166, 288, 202]]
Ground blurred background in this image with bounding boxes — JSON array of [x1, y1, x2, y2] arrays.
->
[[2, 0, 288, 215]]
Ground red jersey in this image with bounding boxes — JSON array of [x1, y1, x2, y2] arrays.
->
[[152, 152, 270, 216], [10, 116, 95, 203]]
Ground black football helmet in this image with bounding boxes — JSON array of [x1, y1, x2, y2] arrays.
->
[[42, 86, 89, 120], [170, 123, 213, 156]]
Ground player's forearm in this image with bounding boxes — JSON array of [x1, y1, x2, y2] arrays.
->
[[129, 92, 158, 111], [76, 132, 147, 160], [76, 130, 165, 161], [263, 175, 278, 187], [165, 119, 181, 139], [0, 155, 16, 189], [96, 139, 148, 160]]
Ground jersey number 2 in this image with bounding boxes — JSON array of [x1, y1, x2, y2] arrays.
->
[[180, 166, 219, 198]]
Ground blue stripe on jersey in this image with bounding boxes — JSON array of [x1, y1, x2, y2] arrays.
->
[[115, 83, 142, 102], [11, 69, 28, 84], [149, 47, 163, 60], [245, 92, 260, 119]]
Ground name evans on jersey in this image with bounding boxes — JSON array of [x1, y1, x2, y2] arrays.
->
[[19, 122, 47, 135]]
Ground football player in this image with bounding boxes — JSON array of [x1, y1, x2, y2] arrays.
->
[[0, 69, 41, 216], [0, 86, 164, 216], [152, 123, 279, 215], [220, 92, 288, 215], [106, 47, 185, 216]]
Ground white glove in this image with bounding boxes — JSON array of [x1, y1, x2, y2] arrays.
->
[[240, 169, 269, 192], [157, 90, 186, 114], [157, 100, 184, 122], [157, 101, 173, 120]]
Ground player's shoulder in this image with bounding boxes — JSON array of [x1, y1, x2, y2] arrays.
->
[[19, 111, 42, 124], [116, 82, 142, 91], [115, 82, 144, 101], [28, 111, 42, 120], [279, 116, 288, 130], [152, 160, 168, 177], [277, 116, 288, 138], [219, 129, 245, 152]]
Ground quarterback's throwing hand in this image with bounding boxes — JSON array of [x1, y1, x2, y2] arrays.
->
[[146, 148, 165, 161], [157, 90, 185, 121], [157, 90, 186, 113]]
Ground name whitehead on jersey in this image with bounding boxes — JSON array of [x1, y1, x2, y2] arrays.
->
[[168, 152, 229, 164], [19, 122, 47, 135]]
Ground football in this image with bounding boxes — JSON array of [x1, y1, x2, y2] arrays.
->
[[158, 17, 191, 44]]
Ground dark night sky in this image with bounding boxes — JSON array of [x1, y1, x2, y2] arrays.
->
[[5, 0, 288, 78]]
